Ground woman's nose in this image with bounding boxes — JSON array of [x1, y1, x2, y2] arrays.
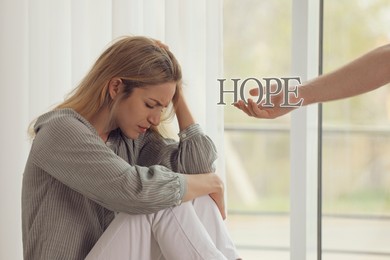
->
[[147, 113, 161, 126]]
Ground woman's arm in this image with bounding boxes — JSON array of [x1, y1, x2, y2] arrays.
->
[[137, 125, 218, 174], [32, 112, 186, 215], [182, 173, 226, 219], [137, 90, 226, 217], [138, 89, 217, 174], [174, 89, 196, 131]]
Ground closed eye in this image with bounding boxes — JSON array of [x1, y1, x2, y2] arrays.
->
[[145, 103, 154, 109]]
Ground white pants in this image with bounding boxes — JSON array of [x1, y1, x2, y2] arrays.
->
[[86, 195, 239, 260]]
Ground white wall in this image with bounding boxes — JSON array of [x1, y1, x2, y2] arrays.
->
[[0, 1, 29, 259], [0, 0, 223, 259]]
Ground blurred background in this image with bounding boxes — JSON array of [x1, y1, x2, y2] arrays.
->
[[223, 0, 390, 259]]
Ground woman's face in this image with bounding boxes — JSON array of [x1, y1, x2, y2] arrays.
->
[[115, 82, 176, 139]]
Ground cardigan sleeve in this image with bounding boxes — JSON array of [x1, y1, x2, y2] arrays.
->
[[137, 124, 218, 174], [31, 113, 186, 215]]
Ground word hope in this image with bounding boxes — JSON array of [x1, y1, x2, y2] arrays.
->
[[217, 77, 303, 107]]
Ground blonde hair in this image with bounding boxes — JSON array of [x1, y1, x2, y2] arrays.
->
[[30, 36, 182, 137]]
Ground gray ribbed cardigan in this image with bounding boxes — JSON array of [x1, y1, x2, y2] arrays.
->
[[22, 108, 217, 260]]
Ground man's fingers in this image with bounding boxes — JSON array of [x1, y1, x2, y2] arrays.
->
[[234, 100, 253, 116], [248, 99, 269, 118]]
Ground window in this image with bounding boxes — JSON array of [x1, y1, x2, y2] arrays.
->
[[223, 0, 390, 259], [322, 1, 390, 259], [223, 1, 292, 259]]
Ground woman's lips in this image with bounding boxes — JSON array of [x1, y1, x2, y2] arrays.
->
[[138, 126, 149, 133]]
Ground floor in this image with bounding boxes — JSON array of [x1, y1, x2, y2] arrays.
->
[[226, 214, 390, 260]]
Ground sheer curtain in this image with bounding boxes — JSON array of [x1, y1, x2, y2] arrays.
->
[[0, 0, 224, 258]]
